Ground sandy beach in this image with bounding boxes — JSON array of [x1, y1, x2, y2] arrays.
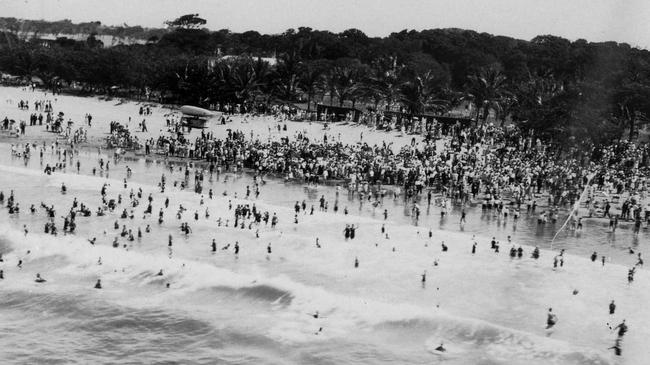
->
[[0, 85, 647, 364], [0, 86, 429, 152]]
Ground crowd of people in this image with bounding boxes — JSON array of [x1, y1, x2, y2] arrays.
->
[[106, 122, 141, 150], [127, 114, 649, 229]]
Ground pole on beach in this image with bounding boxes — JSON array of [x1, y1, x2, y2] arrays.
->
[[550, 174, 594, 251]]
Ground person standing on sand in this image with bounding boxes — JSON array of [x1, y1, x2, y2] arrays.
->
[[546, 308, 557, 329]]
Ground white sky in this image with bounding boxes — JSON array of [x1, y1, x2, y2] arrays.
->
[[1, 0, 649, 48]]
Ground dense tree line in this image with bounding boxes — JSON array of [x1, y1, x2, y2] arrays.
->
[[2, 15, 650, 144], [0, 17, 166, 41]]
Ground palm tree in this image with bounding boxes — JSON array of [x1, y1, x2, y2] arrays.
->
[[272, 50, 301, 101], [213, 56, 269, 104], [327, 59, 366, 106], [399, 71, 448, 115], [366, 56, 403, 111], [251, 56, 272, 100], [466, 66, 509, 123], [231, 60, 261, 103], [495, 95, 518, 126], [297, 60, 327, 112]]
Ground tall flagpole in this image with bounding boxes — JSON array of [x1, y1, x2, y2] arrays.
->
[[550, 173, 594, 251]]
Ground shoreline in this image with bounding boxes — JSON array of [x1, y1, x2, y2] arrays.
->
[[1, 84, 647, 252], [0, 125, 635, 221]]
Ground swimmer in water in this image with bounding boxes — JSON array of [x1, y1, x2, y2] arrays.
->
[[609, 338, 622, 356]]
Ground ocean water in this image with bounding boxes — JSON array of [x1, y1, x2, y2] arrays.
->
[[0, 146, 647, 364]]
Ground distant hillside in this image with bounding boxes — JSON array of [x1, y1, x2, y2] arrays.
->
[[0, 17, 167, 46]]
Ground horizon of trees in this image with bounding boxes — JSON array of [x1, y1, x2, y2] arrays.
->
[[1, 15, 650, 144], [0, 17, 166, 42]]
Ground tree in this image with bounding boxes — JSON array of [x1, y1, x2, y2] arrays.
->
[[272, 50, 301, 101], [157, 28, 211, 54], [211, 56, 270, 104], [165, 14, 207, 30], [298, 60, 328, 112], [399, 71, 448, 115], [466, 66, 509, 122], [327, 58, 366, 107], [612, 82, 650, 140], [512, 73, 566, 135], [86, 33, 103, 48], [529, 35, 572, 81], [365, 55, 404, 110]]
